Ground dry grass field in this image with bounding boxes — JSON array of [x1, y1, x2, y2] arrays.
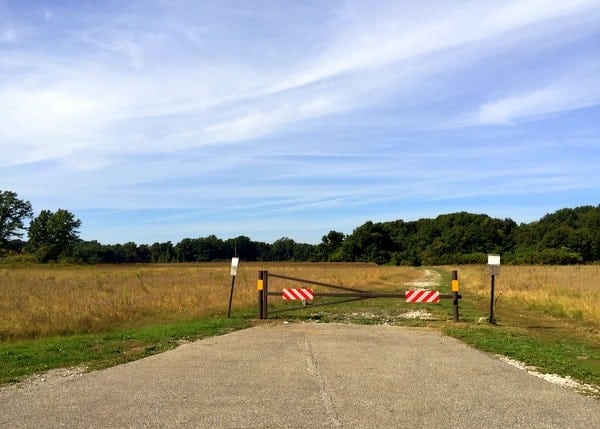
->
[[456, 265, 600, 325], [2, 262, 600, 389], [0, 262, 422, 339], [3, 262, 599, 340]]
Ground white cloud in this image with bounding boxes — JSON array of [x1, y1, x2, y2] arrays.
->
[[3, 0, 597, 163], [202, 94, 341, 144], [192, 0, 600, 142], [477, 89, 564, 125], [1, 1, 599, 244], [79, 28, 147, 68], [0, 89, 97, 162], [473, 70, 600, 125], [0, 26, 18, 43], [279, 0, 599, 92]]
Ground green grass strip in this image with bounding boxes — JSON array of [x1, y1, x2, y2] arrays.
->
[[443, 324, 600, 386], [0, 317, 251, 386]]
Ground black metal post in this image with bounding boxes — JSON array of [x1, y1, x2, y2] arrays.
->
[[257, 271, 264, 319], [227, 274, 236, 318], [263, 271, 269, 319], [452, 270, 459, 322], [489, 274, 496, 324]]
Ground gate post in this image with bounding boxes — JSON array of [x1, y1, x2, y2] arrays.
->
[[257, 271, 264, 319], [263, 271, 269, 319], [451, 270, 459, 322]]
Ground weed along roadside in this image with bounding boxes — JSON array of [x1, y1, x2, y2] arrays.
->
[[0, 263, 599, 397], [0, 317, 252, 386], [440, 265, 600, 394]]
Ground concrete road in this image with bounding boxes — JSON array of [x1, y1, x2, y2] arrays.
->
[[1, 322, 598, 428]]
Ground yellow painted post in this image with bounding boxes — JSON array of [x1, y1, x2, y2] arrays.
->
[[452, 270, 459, 322], [257, 271, 264, 319]]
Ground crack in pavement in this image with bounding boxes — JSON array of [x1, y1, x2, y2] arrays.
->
[[302, 337, 342, 427]]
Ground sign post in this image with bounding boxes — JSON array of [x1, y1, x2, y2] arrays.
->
[[227, 257, 240, 318], [487, 254, 501, 324]]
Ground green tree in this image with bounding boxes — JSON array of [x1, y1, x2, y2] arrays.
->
[[581, 206, 600, 260], [224, 236, 259, 261], [344, 221, 393, 264], [121, 242, 139, 263], [150, 241, 175, 263], [194, 235, 224, 261], [175, 238, 197, 262], [136, 244, 152, 263], [269, 237, 296, 261], [28, 209, 82, 262], [316, 230, 345, 261], [0, 190, 33, 250], [72, 240, 106, 264]]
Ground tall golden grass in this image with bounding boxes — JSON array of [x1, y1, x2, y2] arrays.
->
[[456, 265, 600, 325], [0, 262, 421, 339]]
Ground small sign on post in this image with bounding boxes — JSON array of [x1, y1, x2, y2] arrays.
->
[[227, 257, 240, 318], [230, 257, 239, 276], [487, 254, 500, 324], [487, 254, 501, 275]]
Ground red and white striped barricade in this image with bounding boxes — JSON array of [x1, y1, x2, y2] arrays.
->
[[281, 288, 314, 301], [405, 290, 440, 303]]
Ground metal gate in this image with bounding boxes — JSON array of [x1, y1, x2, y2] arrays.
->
[[256, 270, 461, 321]]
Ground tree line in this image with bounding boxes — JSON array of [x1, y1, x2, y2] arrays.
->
[[1, 190, 599, 265]]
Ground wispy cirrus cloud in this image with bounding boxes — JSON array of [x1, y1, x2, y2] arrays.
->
[[0, 26, 18, 43], [186, 0, 600, 144], [1, 0, 598, 243], [3, 0, 598, 156], [470, 63, 600, 125]]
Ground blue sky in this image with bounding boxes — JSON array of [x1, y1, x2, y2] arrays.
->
[[1, 1, 599, 245]]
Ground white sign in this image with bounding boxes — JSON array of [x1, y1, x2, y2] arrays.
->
[[487, 254, 501, 266], [487, 254, 501, 275], [230, 257, 240, 276]]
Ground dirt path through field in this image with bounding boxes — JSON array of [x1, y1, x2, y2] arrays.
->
[[404, 268, 441, 288], [1, 322, 598, 428]]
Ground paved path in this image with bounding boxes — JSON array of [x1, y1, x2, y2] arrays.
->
[[1, 322, 598, 428]]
